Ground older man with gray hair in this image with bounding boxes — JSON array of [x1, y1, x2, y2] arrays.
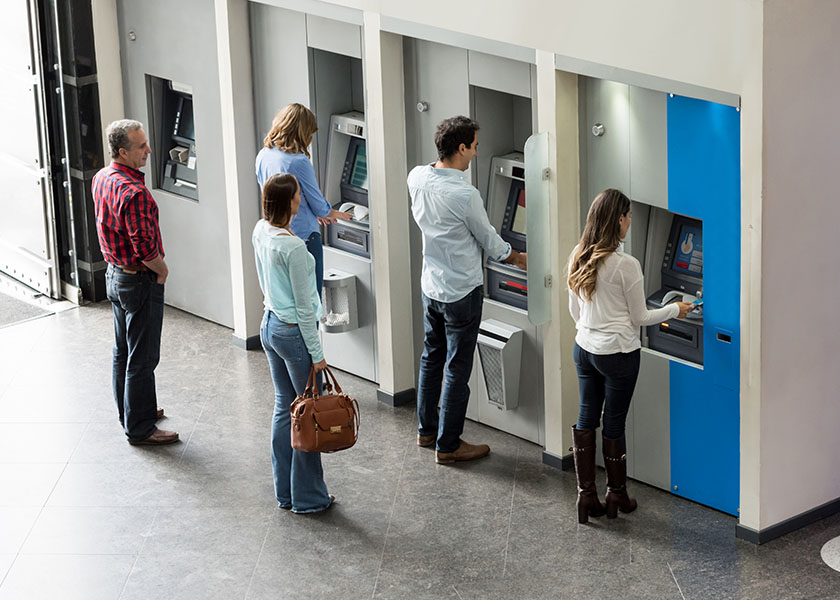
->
[[92, 119, 178, 446]]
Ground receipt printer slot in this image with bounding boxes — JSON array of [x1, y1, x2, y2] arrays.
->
[[327, 221, 370, 258], [647, 318, 703, 364]]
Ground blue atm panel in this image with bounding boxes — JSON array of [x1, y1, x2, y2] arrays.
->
[[667, 95, 740, 516]]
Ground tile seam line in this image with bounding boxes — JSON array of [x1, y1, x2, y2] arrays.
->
[[244, 506, 277, 600], [370, 441, 409, 599], [667, 561, 687, 600], [502, 443, 520, 578], [2, 420, 87, 590], [176, 344, 232, 462], [116, 507, 157, 600]]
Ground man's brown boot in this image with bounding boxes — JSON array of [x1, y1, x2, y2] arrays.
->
[[417, 434, 435, 448], [435, 441, 490, 465], [129, 428, 179, 446]]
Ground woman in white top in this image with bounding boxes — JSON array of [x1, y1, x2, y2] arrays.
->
[[253, 174, 333, 514], [567, 189, 693, 524]]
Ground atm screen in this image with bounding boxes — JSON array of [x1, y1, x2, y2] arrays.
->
[[500, 178, 526, 252], [348, 143, 368, 191], [509, 189, 526, 235], [175, 96, 195, 141], [670, 223, 703, 276]]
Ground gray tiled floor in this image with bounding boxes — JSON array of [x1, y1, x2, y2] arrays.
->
[[1, 303, 839, 599]]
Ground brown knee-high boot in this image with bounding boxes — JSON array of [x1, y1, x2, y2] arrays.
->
[[572, 427, 606, 524], [602, 434, 638, 519]]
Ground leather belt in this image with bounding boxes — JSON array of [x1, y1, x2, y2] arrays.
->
[[114, 264, 149, 273]]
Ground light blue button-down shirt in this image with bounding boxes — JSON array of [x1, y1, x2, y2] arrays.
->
[[408, 164, 511, 303], [255, 148, 332, 240], [252, 220, 324, 362]]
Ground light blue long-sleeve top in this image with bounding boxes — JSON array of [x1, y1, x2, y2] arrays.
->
[[255, 148, 332, 239], [408, 164, 511, 303], [252, 219, 324, 362]]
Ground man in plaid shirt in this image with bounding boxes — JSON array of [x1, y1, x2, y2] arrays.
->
[[92, 119, 178, 446]]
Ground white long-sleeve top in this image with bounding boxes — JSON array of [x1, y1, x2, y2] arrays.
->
[[568, 248, 679, 355]]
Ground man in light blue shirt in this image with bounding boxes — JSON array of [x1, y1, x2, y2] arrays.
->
[[408, 115, 527, 465]]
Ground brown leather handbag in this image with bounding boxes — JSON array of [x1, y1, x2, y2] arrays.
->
[[290, 366, 360, 453]]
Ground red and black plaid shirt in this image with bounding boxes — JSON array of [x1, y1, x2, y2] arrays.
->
[[92, 162, 164, 266]]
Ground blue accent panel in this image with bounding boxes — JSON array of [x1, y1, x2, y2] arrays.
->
[[667, 95, 740, 516]]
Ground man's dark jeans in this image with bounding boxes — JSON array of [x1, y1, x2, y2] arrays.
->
[[573, 344, 641, 439], [105, 264, 164, 442], [417, 286, 483, 453]]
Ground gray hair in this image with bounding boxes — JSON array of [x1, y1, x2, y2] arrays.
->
[[106, 119, 144, 159]]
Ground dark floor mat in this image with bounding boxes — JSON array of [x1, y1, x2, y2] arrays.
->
[[0, 291, 52, 328]]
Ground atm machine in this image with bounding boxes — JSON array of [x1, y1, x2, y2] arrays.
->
[[485, 153, 528, 310], [319, 111, 378, 382], [466, 152, 544, 445], [645, 214, 704, 364]]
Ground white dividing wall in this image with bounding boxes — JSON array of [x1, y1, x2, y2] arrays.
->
[[761, 0, 840, 527]]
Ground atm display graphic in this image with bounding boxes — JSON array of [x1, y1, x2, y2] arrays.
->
[[348, 143, 368, 191], [671, 224, 702, 276]]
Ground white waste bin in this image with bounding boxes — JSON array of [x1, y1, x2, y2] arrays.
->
[[321, 269, 358, 333], [476, 319, 523, 411]]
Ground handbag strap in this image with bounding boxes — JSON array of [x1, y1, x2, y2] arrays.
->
[[303, 365, 344, 398]]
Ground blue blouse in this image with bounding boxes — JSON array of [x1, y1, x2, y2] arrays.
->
[[255, 148, 332, 240]]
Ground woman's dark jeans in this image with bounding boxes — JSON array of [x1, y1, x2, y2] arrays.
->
[[417, 286, 483, 453], [573, 344, 641, 439], [305, 231, 324, 297]]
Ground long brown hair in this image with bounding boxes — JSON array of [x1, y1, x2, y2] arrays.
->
[[262, 174, 298, 229], [567, 189, 631, 301], [263, 103, 317, 158]]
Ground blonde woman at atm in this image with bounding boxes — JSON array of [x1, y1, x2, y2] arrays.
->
[[567, 189, 693, 524], [256, 103, 351, 294]]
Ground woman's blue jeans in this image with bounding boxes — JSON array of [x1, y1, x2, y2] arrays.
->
[[573, 344, 641, 440], [260, 311, 331, 513]]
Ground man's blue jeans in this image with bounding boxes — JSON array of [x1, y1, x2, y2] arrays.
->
[[260, 310, 331, 513], [417, 286, 483, 453], [105, 264, 164, 442], [573, 344, 641, 439]]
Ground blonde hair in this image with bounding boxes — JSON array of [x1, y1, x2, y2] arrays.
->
[[567, 189, 631, 301], [263, 103, 317, 158]]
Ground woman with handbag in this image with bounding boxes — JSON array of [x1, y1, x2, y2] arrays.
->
[[253, 173, 334, 514], [567, 189, 694, 524], [255, 103, 351, 295]]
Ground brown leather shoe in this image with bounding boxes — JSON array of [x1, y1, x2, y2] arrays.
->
[[417, 434, 435, 448], [129, 428, 179, 446], [435, 441, 490, 465], [156, 408, 164, 420]]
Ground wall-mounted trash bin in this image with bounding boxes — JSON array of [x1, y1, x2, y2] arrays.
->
[[476, 319, 523, 411], [321, 269, 358, 333]]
